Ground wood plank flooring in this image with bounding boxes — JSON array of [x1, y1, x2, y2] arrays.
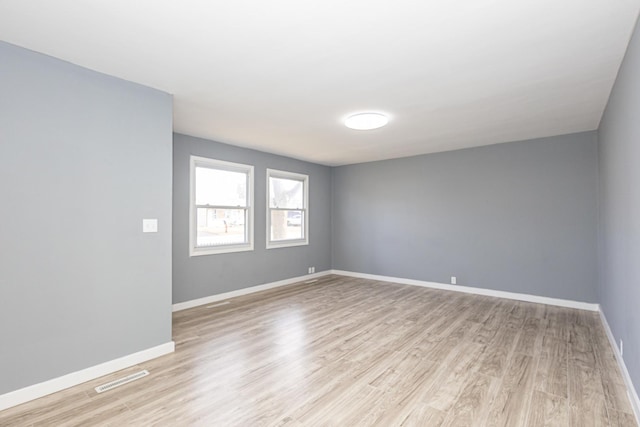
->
[[1, 275, 636, 426]]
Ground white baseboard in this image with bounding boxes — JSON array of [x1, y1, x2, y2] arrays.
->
[[0, 341, 175, 412], [598, 310, 640, 424], [174, 269, 599, 313], [172, 270, 331, 312], [330, 270, 600, 311]]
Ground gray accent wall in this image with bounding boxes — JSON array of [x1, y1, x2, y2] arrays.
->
[[172, 134, 332, 304], [598, 17, 640, 398], [332, 132, 599, 303], [0, 42, 173, 394]]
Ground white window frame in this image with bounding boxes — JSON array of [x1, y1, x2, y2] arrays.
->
[[190, 155, 254, 256], [266, 169, 309, 249]]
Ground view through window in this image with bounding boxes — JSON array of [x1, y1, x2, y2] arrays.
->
[[190, 156, 254, 255], [267, 169, 309, 248]]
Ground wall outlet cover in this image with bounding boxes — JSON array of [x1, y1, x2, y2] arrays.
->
[[143, 219, 158, 233]]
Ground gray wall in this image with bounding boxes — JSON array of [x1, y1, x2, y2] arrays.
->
[[0, 42, 173, 394], [598, 17, 640, 398], [172, 134, 332, 303], [332, 132, 599, 302]]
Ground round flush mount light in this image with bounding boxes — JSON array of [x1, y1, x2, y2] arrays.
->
[[345, 112, 389, 130]]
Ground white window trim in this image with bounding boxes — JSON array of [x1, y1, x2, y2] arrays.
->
[[266, 169, 309, 249], [189, 155, 254, 256]]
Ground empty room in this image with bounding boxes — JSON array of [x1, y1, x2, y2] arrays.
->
[[1, 1, 639, 426]]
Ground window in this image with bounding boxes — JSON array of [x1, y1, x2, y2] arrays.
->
[[267, 169, 309, 248], [190, 156, 254, 256]]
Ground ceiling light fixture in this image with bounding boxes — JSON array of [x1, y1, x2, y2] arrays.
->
[[345, 112, 389, 130]]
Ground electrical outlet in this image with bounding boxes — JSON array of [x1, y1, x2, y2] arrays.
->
[[451, 276, 457, 285], [620, 339, 623, 356], [142, 219, 158, 233], [308, 267, 315, 274]]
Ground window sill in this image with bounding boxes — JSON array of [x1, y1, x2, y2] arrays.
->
[[190, 244, 254, 256], [266, 240, 309, 250]]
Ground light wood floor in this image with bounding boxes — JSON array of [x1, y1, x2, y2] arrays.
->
[[1, 275, 636, 426]]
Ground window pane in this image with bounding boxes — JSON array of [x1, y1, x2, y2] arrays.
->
[[269, 177, 303, 209], [196, 167, 247, 207], [197, 208, 247, 247], [270, 210, 304, 241]]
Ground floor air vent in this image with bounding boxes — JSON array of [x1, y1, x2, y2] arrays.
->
[[94, 370, 149, 393]]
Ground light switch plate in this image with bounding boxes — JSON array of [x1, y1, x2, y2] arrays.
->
[[143, 219, 158, 233]]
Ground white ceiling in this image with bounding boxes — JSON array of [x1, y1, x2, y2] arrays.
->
[[1, 1, 639, 165]]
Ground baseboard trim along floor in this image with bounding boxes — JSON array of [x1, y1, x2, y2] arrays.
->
[[331, 270, 600, 311], [172, 270, 330, 312], [599, 310, 640, 425], [174, 269, 599, 314], [0, 341, 175, 411]]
